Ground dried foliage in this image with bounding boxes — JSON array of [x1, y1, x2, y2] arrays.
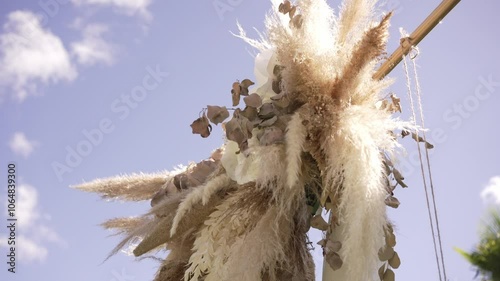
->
[[74, 0, 427, 280]]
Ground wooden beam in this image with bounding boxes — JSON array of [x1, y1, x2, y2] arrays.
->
[[373, 0, 461, 80]]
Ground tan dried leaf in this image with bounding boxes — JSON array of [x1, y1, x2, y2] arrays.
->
[[383, 268, 395, 281], [385, 196, 400, 208], [290, 14, 303, 28], [326, 252, 343, 271], [258, 103, 276, 119], [378, 265, 386, 280], [385, 231, 397, 248], [326, 240, 342, 253], [388, 251, 401, 269], [317, 239, 327, 247], [378, 245, 395, 261], [310, 214, 329, 231], [207, 105, 230, 125], [190, 115, 212, 138], [225, 115, 253, 152], [411, 132, 434, 149], [259, 115, 278, 127], [278, 0, 291, 14], [391, 94, 402, 113], [240, 79, 254, 89], [240, 106, 258, 122], [289, 5, 297, 19], [231, 81, 241, 106], [392, 168, 408, 188], [271, 92, 290, 108], [259, 127, 284, 146], [243, 93, 262, 108]]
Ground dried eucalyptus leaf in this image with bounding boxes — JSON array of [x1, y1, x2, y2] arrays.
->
[[385, 231, 397, 248], [259, 115, 278, 127], [388, 251, 401, 269], [289, 5, 297, 19], [271, 92, 290, 108], [258, 103, 276, 119], [259, 127, 284, 146], [378, 245, 395, 261], [290, 14, 303, 28], [190, 115, 212, 138], [207, 105, 229, 125], [326, 240, 342, 253], [310, 214, 329, 231], [244, 93, 262, 108], [278, 0, 291, 14], [317, 239, 327, 247], [391, 94, 402, 113], [240, 79, 254, 96], [240, 79, 254, 89], [386, 223, 394, 234], [392, 168, 408, 188], [231, 81, 241, 106], [383, 268, 395, 281], [385, 196, 400, 209], [411, 132, 434, 149], [240, 106, 258, 122], [326, 252, 343, 271], [378, 265, 386, 280], [225, 115, 253, 152]]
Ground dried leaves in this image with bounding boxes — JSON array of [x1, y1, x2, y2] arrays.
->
[[191, 78, 288, 152], [225, 112, 254, 153], [191, 115, 212, 138], [378, 224, 400, 280], [278, 0, 303, 28], [380, 94, 402, 113], [318, 238, 343, 271], [231, 79, 255, 106], [207, 105, 230, 125]]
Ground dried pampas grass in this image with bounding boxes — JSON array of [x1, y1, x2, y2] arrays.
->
[[75, 0, 415, 280]]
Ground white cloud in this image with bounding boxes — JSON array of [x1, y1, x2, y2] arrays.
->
[[481, 176, 500, 205], [71, 24, 116, 66], [17, 235, 49, 263], [0, 11, 77, 102], [0, 183, 65, 263], [72, 0, 152, 21], [17, 184, 40, 228], [8, 132, 38, 158]]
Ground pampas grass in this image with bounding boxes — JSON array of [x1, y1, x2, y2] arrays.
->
[[74, 172, 176, 201], [76, 1, 411, 280]]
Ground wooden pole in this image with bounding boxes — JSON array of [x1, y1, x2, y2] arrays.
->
[[373, 0, 461, 81]]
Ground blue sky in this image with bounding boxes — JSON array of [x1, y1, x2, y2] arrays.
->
[[0, 0, 499, 281]]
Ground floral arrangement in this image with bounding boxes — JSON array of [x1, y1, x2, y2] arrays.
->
[[75, 0, 430, 280]]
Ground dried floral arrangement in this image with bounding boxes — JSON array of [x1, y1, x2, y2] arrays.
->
[[75, 0, 433, 280]]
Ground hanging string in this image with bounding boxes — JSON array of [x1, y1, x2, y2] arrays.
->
[[401, 49, 444, 281], [409, 49, 448, 281]]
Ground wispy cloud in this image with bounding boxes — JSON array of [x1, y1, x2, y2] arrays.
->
[[0, 184, 65, 263], [72, 0, 153, 21], [72, 23, 116, 66], [8, 132, 38, 158], [0, 11, 77, 102], [481, 176, 500, 205]]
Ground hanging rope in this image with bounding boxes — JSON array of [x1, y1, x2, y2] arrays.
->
[[401, 46, 448, 281], [409, 50, 448, 281]]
